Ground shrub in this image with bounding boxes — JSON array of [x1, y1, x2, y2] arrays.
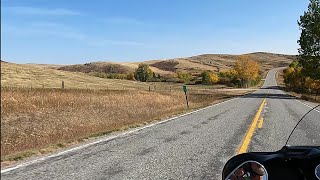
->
[[201, 71, 219, 84], [177, 72, 192, 83], [283, 67, 304, 92], [218, 69, 239, 86], [107, 73, 128, 79], [135, 64, 153, 82], [126, 73, 136, 80]]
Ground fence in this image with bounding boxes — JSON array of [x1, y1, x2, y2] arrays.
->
[[1, 81, 219, 94]]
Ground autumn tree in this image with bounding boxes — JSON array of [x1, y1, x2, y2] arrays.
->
[[135, 64, 153, 82], [234, 55, 259, 87], [284, 61, 320, 94], [218, 69, 239, 86], [298, 0, 320, 80], [283, 66, 304, 91], [201, 71, 219, 84]]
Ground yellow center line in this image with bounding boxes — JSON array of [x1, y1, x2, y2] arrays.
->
[[237, 98, 266, 154], [258, 117, 264, 128]]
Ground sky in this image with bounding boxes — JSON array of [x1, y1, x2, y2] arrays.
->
[[1, 0, 309, 64]]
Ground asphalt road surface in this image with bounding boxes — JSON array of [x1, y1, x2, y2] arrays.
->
[[2, 68, 319, 180]]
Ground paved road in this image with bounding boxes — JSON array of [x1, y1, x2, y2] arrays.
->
[[2, 68, 319, 180]]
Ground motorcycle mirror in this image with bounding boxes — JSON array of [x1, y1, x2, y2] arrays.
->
[[224, 161, 268, 180]]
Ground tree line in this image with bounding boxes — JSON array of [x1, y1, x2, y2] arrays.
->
[[124, 55, 260, 88], [283, 0, 320, 96]]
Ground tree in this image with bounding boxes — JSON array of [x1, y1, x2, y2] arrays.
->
[[298, 0, 320, 80], [283, 67, 304, 92], [289, 60, 300, 69], [177, 71, 192, 83], [201, 71, 211, 84], [135, 64, 153, 82], [234, 55, 259, 87], [218, 69, 239, 86], [201, 71, 219, 84]]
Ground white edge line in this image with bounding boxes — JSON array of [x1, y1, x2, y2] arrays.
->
[[295, 100, 320, 113], [2, 95, 246, 174]]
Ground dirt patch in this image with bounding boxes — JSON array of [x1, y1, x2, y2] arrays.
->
[[150, 60, 179, 72]]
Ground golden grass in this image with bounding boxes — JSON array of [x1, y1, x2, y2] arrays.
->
[[1, 87, 249, 160], [1, 61, 251, 162], [1, 61, 227, 91], [51, 52, 294, 77], [1, 62, 149, 90]]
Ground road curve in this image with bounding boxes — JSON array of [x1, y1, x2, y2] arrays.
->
[[1, 68, 319, 180]]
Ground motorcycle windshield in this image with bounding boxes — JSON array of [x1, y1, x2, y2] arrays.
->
[[286, 104, 320, 147]]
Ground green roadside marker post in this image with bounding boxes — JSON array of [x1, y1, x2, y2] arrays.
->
[[183, 85, 189, 109]]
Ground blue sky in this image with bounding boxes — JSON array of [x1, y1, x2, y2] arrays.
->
[[1, 0, 309, 64]]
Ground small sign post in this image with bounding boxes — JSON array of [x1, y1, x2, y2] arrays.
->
[[183, 85, 189, 108]]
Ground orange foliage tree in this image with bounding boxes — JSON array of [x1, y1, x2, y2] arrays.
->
[[234, 55, 260, 87]]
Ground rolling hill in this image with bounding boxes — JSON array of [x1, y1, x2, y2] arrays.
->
[[1, 61, 226, 91], [57, 52, 296, 77], [1, 52, 296, 89], [0, 61, 150, 90]]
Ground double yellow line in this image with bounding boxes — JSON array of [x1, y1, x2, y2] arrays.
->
[[237, 98, 266, 154]]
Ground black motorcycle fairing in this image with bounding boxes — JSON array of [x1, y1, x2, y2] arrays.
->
[[222, 146, 320, 179]]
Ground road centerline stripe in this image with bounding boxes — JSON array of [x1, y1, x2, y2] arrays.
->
[[237, 98, 266, 154], [258, 117, 264, 128]]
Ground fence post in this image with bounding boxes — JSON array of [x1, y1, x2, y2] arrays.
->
[[62, 81, 64, 89], [149, 86, 151, 92]]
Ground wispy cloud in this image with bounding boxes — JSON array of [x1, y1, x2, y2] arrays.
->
[[102, 17, 146, 25], [3, 22, 86, 40], [4, 6, 81, 16], [2, 22, 144, 47], [87, 39, 144, 47]]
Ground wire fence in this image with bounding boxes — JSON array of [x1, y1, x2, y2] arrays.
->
[[1, 81, 225, 94]]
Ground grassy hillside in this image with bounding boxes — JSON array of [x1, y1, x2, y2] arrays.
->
[[1, 61, 149, 90], [1, 61, 229, 91], [57, 62, 134, 74], [56, 52, 295, 78]]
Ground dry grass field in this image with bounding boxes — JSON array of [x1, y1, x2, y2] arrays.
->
[[1, 61, 253, 163], [1, 61, 226, 91], [1, 87, 251, 161], [1, 61, 149, 90]]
